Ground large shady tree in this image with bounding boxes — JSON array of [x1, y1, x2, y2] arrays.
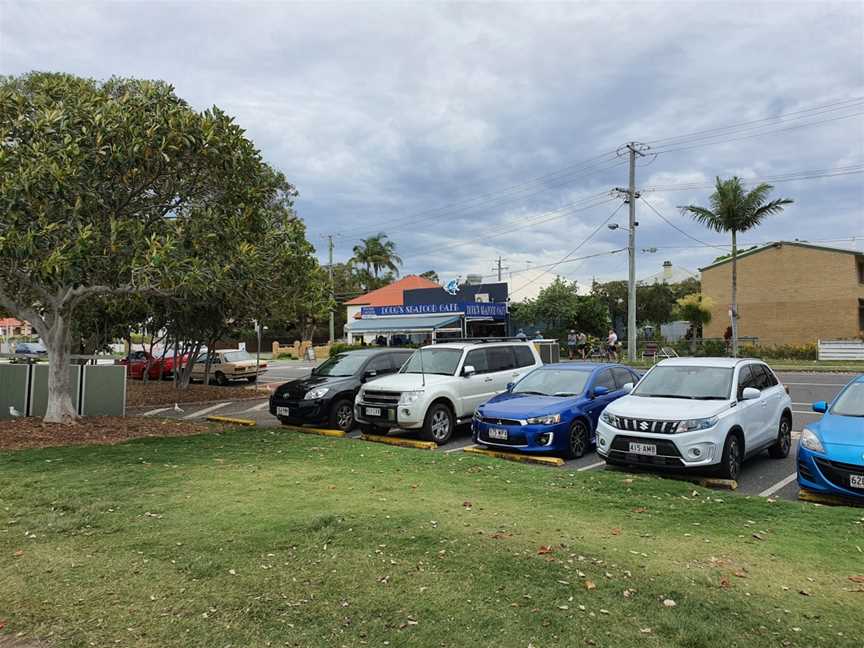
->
[[680, 177, 792, 357], [0, 72, 299, 422]]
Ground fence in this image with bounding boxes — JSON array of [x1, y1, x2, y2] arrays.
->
[[818, 339, 864, 361], [0, 361, 126, 419]]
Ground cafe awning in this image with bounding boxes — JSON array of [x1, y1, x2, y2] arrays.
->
[[346, 315, 462, 334]]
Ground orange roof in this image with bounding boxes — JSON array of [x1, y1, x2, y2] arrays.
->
[[0, 318, 24, 327], [344, 275, 440, 306]]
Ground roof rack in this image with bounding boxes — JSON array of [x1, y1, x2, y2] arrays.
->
[[432, 337, 527, 344]]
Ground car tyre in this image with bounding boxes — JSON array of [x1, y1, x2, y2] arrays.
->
[[359, 422, 380, 435], [565, 420, 590, 459], [214, 371, 228, 386], [718, 434, 742, 481], [247, 376, 257, 383], [329, 398, 355, 432], [768, 414, 792, 459], [421, 402, 454, 445]]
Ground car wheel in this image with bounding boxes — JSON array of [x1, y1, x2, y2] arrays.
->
[[718, 434, 742, 481], [247, 376, 257, 383], [421, 403, 454, 445], [768, 414, 792, 459], [329, 398, 355, 432], [215, 371, 228, 386], [565, 420, 590, 459]]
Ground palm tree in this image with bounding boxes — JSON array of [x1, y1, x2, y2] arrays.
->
[[351, 233, 402, 282], [680, 177, 792, 357]]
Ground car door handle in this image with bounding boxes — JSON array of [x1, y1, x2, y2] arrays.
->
[[484, 377, 494, 383]]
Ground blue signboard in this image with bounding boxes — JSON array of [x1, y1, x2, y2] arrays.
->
[[361, 302, 507, 319]]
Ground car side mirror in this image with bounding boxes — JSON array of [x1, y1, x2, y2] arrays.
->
[[506, 382, 515, 391], [741, 387, 761, 401], [812, 400, 828, 413], [622, 382, 634, 394], [592, 386, 609, 398], [462, 365, 476, 377], [363, 369, 377, 380]]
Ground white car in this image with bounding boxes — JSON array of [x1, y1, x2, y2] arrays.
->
[[354, 340, 543, 444], [596, 357, 792, 480]]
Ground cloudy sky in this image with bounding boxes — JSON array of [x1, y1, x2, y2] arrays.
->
[[3, 1, 863, 299]]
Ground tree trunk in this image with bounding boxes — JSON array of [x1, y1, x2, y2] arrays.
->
[[730, 229, 738, 358], [43, 311, 77, 424]]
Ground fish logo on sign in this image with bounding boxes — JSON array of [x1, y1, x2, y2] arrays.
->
[[444, 279, 460, 296]]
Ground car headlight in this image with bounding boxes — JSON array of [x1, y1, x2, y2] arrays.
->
[[398, 390, 424, 405], [800, 428, 825, 453], [473, 409, 482, 421], [526, 413, 561, 425], [601, 410, 620, 428], [674, 416, 719, 433], [304, 387, 330, 400]]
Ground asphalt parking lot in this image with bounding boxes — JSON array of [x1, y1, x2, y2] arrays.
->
[[130, 367, 856, 504]]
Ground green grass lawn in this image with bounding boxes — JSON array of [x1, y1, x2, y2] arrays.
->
[[2, 428, 863, 647]]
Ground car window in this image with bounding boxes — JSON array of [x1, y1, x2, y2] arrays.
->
[[736, 365, 756, 398], [391, 352, 412, 371], [513, 345, 536, 368], [594, 369, 617, 391], [611, 367, 636, 388], [367, 355, 392, 373], [487, 346, 517, 372], [749, 364, 770, 389], [464, 348, 490, 374], [757, 364, 778, 387]]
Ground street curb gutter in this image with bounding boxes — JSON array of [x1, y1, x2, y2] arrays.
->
[[205, 416, 257, 426], [289, 427, 348, 438], [605, 465, 737, 490], [798, 488, 864, 507], [360, 434, 436, 450], [463, 446, 565, 466]]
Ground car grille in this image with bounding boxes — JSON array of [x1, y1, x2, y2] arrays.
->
[[814, 457, 864, 491], [362, 391, 401, 405], [797, 460, 815, 482], [615, 417, 677, 434], [480, 416, 524, 426]]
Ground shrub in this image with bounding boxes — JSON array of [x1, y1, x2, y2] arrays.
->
[[329, 343, 365, 356]]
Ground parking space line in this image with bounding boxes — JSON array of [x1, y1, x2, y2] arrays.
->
[[183, 402, 229, 420], [792, 410, 815, 415], [242, 402, 270, 413], [142, 407, 171, 417], [759, 473, 798, 497], [445, 444, 476, 454], [576, 460, 605, 472], [784, 382, 846, 387]]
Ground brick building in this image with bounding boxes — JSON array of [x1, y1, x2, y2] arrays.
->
[[700, 241, 864, 346]]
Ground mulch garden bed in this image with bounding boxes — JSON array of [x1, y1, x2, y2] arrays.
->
[[0, 417, 220, 451], [125, 381, 268, 408]]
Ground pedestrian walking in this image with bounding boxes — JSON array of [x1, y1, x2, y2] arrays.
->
[[577, 331, 588, 359], [606, 329, 619, 362], [515, 328, 528, 341], [566, 330, 578, 360]]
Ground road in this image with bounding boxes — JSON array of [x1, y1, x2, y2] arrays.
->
[[130, 368, 856, 504]]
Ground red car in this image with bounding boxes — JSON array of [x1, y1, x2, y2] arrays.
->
[[120, 350, 189, 380]]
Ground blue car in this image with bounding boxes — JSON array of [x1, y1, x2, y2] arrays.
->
[[472, 363, 640, 459], [797, 374, 864, 499]]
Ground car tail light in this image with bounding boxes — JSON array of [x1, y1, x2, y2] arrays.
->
[[784, 385, 789, 395]]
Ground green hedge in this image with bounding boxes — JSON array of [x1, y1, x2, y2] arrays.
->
[[329, 343, 366, 356]]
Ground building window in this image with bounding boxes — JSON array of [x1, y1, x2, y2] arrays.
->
[[859, 299, 864, 332], [858, 258, 864, 284]]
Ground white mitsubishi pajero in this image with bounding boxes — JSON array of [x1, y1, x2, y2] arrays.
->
[[596, 357, 792, 480], [354, 341, 543, 444]]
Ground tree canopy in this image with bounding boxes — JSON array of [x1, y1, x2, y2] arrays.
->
[[0, 72, 317, 421]]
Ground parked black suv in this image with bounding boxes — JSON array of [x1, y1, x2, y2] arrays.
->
[[270, 348, 413, 432]]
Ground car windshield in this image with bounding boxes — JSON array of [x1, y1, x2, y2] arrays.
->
[[222, 350, 253, 363], [831, 382, 864, 417], [512, 369, 590, 397], [401, 348, 462, 376], [313, 353, 367, 377], [632, 366, 732, 400]]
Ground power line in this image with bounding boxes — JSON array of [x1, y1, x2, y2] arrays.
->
[[509, 201, 627, 295], [642, 164, 864, 192], [639, 196, 728, 251]]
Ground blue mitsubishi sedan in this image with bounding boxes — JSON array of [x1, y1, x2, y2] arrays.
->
[[797, 374, 864, 499], [472, 363, 640, 459]]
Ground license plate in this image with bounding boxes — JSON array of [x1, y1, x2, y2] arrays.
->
[[629, 442, 657, 456], [276, 406, 290, 417], [365, 407, 382, 417], [850, 474, 864, 489], [488, 428, 508, 440]]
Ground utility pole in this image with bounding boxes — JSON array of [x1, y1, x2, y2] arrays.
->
[[492, 256, 509, 282], [326, 235, 335, 343], [613, 142, 648, 361]]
